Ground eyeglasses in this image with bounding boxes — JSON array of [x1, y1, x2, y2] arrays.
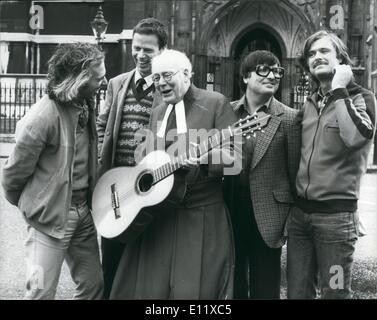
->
[[152, 70, 180, 85], [254, 65, 285, 79]]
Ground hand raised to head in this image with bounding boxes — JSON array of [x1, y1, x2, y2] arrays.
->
[[331, 64, 353, 90]]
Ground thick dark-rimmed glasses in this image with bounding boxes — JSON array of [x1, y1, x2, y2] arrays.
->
[[152, 70, 180, 85], [254, 65, 285, 79]]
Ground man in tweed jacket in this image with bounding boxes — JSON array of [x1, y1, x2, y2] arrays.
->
[[224, 50, 301, 299]]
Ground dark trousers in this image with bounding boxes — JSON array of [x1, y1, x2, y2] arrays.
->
[[101, 237, 125, 299], [232, 192, 282, 299]]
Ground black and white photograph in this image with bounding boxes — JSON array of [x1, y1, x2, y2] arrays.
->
[[0, 0, 376, 304]]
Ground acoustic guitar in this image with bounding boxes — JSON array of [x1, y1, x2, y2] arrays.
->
[[92, 112, 271, 242]]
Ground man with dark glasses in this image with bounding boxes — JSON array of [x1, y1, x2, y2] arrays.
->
[[254, 64, 285, 79], [224, 50, 301, 299]]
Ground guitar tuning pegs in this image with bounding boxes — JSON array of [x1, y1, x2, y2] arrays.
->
[[246, 135, 251, 140], [253, 132, 257, 138], [261, 129, 265, 133]]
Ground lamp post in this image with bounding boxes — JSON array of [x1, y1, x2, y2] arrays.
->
[[91, 6, 108, 115], [91, 6, 108, 49]]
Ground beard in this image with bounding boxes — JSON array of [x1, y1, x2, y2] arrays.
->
[[78, 84, 98, 100]]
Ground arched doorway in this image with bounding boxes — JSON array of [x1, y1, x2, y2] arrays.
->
[[233, 28, 283, 100]]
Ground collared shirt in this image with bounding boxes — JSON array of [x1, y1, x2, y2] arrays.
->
[[134, 69, 154, 90], [314, 87, 333, 114], [233, 95, 272, 188], [233, 95, 272, 116]]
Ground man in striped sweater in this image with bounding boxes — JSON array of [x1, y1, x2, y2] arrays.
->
[[287, 30, 376, 299], [96, 18, 168, 299]]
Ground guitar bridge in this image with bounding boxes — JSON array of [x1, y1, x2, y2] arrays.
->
[[111, 184, 121, 219]]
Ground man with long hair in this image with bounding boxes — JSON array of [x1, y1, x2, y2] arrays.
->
[[1, 43, 107, 299], [287, 30, 376, 299], [96, 17, 168, 299]]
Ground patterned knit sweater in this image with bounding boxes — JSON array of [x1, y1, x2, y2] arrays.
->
[[114, 81, 154, 167]]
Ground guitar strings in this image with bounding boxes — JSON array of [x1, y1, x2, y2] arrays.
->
[[94, 115, 269, 214]]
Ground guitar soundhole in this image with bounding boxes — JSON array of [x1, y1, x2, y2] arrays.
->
[[138, 172, 154, 193]]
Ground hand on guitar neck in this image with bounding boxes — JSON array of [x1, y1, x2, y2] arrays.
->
[[91, 111, 271, 241], [182, 142, 209, 169]]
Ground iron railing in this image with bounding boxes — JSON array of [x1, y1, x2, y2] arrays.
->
[[290, 87, 308, 110], [0, 82, 45, 133], [290, 73, 311, 110], [0, 75, 107, 134]]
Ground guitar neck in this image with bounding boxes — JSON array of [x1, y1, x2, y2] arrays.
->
[[151, 112, 271, 184], [152, 126, 233, 184]]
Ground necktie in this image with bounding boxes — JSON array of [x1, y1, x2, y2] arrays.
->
[[136, 78, 146, 94]]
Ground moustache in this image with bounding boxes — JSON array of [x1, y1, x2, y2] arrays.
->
[[313, 60, 328, 68]]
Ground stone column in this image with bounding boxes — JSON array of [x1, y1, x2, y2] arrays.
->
[[25, 42, 30, 73], [174, 0, 192, 55], [36, 29, 40, 74], [372, 0, 377, 73], [366, 0, 374, 89], [121, 0, 146, 72], [30, 43, 35, 74], [119, 34, 130, 74], [282, 57, 294, 108], [193, 54, 207, 89], [154, 0, 171, 30]]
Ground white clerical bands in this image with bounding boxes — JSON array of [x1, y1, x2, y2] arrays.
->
[[157, 100, 188, 138]]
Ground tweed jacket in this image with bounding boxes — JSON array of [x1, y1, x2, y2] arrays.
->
[[96, 69, 162, 177], [224, 97, 302, 248]]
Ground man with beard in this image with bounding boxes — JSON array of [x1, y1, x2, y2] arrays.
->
[[1, 43, 106, 299]]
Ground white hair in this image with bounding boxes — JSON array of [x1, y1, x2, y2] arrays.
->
[[152, 49, 192, 75]]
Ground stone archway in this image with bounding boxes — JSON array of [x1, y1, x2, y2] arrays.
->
[[198, 0, 315, 103], [232, 25, 284, 100]]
